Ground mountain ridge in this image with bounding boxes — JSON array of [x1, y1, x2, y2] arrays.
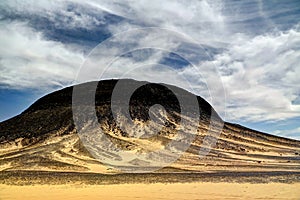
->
[[0, 79, 299, 177]]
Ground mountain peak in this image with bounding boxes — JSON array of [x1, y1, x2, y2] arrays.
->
[[0, 79, 299, 175]]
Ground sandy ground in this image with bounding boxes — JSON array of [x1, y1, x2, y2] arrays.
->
[[1, 183, 300, 200]]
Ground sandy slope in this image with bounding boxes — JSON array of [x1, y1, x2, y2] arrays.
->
[[1, 183, 300, 200]]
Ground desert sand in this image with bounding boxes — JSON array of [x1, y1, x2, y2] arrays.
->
[[1, 182, 300, 200]]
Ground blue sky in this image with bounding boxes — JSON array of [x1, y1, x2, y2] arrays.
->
[[0, 0, 299, 140]]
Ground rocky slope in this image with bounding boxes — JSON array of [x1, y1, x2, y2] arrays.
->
[[0, 79, 299, 174]]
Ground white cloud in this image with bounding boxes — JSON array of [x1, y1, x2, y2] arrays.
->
[[0, 21, 84, 90], [1, 0, 109, 30], [213, 28, 300, 122]]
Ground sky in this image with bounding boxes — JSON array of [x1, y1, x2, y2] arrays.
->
[[0, 0, 299, 140]]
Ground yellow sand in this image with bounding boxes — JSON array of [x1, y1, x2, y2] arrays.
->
[[1, 183, 300, 200]]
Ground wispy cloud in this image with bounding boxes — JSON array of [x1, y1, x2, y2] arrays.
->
[[0, 21, 84, 90], [214, 28, 300, 122], [274, 127, 300, 140]]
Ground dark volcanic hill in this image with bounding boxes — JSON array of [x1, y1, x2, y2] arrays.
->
[[0, 79, 300, 176]]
